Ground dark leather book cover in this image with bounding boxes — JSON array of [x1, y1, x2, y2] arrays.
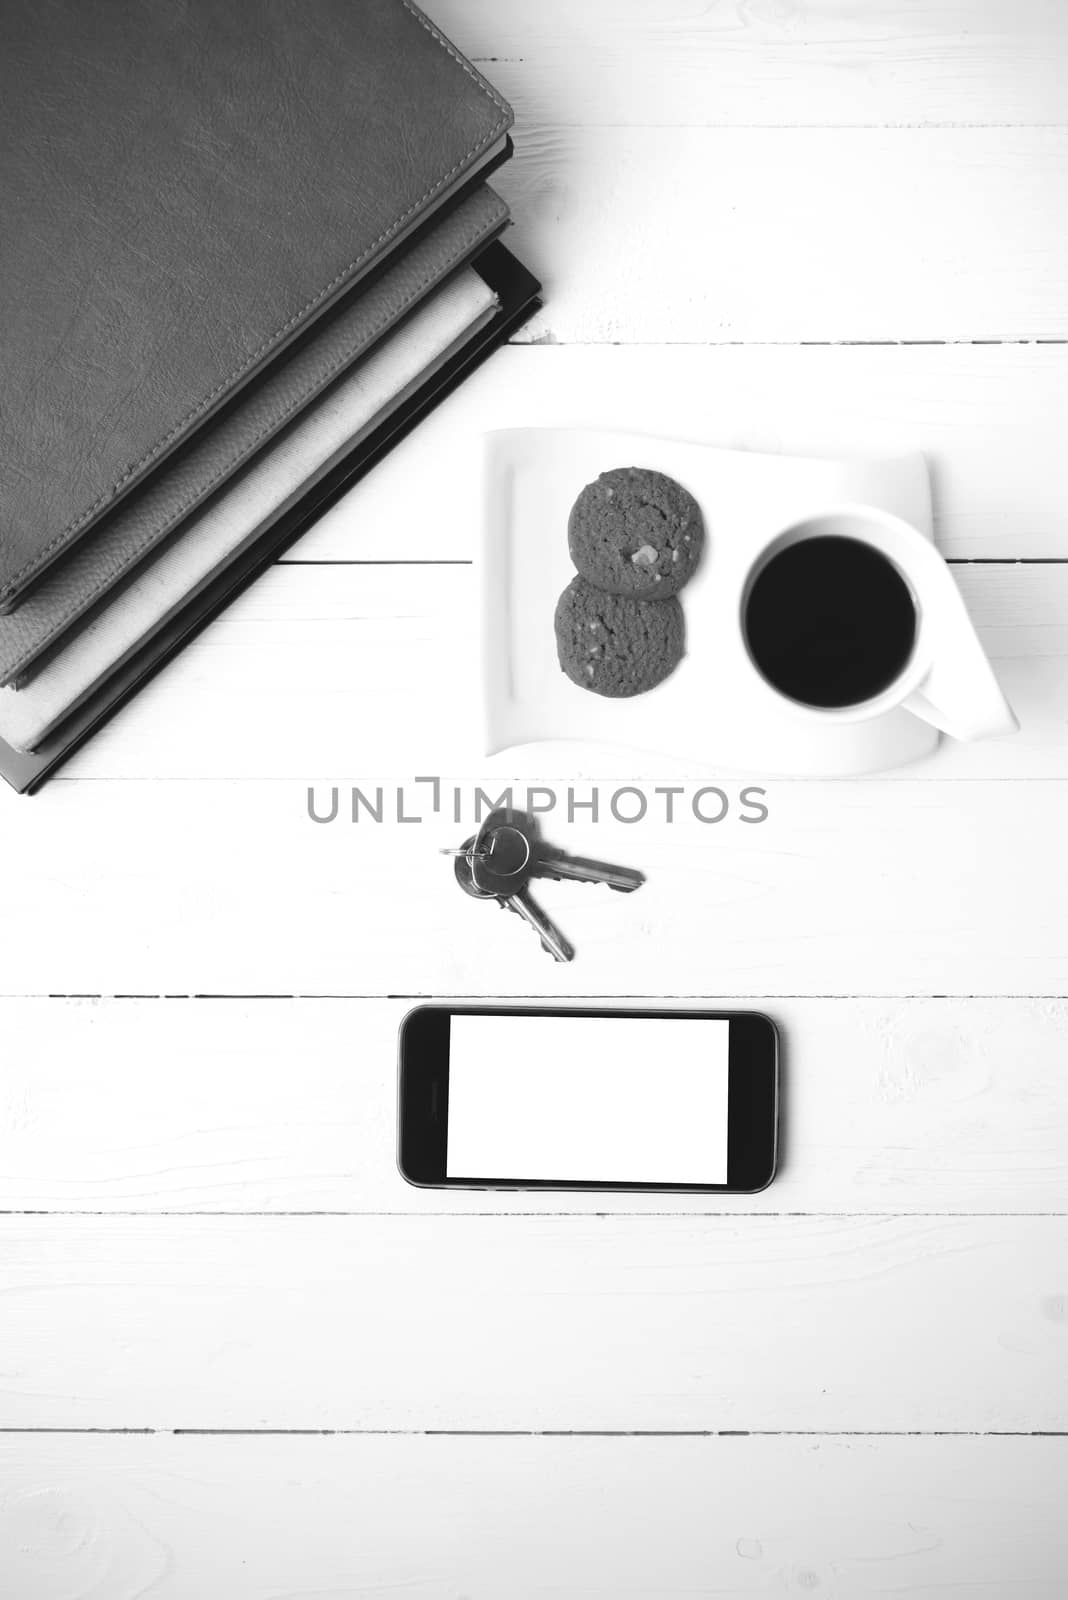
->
[[0, 0, 512, 610]]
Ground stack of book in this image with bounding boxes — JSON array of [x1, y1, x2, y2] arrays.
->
[[0, 0, 539, 792]]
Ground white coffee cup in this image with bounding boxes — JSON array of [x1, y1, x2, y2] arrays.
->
[[738, 505, 1017, 742]]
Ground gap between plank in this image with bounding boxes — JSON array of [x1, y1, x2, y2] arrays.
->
[[275, 558, 473, 565], [0, 1427, 1064, 1439], [272, 557, 1068, 567], [505, 337, 1068, 348], [1, 1210, 1064, 1220], [36, 992, 1068, 1001], [492, 121, 1068, 133]]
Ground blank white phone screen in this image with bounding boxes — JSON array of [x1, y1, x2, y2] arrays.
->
[[446, 1015, 730, 1183]]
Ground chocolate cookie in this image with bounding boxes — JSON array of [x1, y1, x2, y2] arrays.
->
[[554, 576, 684, 698], [567, 466, 704, 599]]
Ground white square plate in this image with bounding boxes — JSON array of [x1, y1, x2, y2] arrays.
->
[[480, 428, 937, 776]]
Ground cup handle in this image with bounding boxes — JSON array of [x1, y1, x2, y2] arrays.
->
[[902, 629, 1018, 743]]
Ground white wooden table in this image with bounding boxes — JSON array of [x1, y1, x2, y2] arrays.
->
[[3, 4, 1067, 1595]]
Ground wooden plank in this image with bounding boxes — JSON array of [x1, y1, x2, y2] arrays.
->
[[1, 996, 1065, 1215], [290, 346, 1068, 561], [492, 127, 1068, 343], [2, 1433, 1066, 1600], [45, 560, 1068, 780], [432, 0, 1068, 129], [2, 775, 1067, 996], [0, 1214, 1062, 1429]]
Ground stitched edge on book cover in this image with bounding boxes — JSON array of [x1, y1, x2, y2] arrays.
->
[[0, 0, 511, 608]]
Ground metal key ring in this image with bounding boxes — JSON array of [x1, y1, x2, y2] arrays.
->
[[484, 824, 531, 878]]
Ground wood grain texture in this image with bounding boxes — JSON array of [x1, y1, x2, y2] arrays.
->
[[434, 0, 1068, 128], [0, 1213, 1063, 1430], [1, 996, 1065, 1215], [2, 1434, 1066, 1600], [39, 560, 1068, 780], [289, 345, 1068, 560], [2, 776, 1066, 996], [5, 2, 1068, 1584], [492, 128, 1068, 343]]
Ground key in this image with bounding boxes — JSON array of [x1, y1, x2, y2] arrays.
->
[[532, 844, 644, 893], [451, 833, 574, 964], [446, 808, 643, 963], [472, 808, 645, 895]]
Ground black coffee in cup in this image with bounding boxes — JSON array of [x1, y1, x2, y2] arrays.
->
[[744, 535, 917, 708]]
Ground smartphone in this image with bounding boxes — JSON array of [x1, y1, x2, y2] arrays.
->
[[397, 1005, 779, 1193]]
